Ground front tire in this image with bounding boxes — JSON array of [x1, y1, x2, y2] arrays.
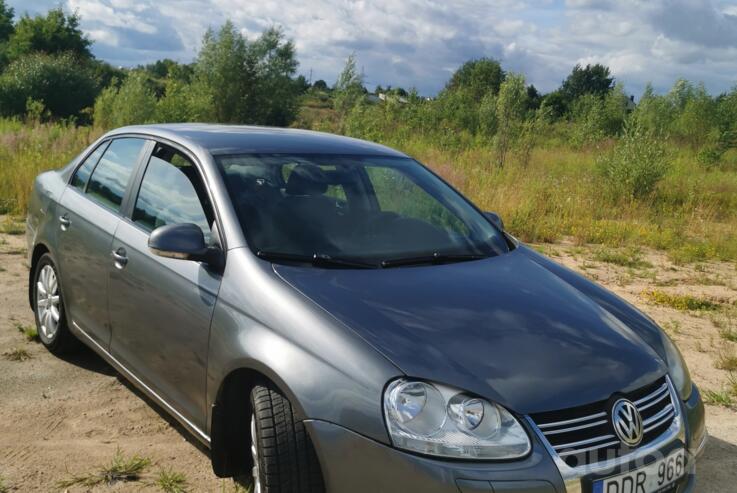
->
[[250, 384, 325, 493], [32, 253, 77, 353]]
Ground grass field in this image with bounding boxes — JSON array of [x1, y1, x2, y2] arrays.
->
[[1, 114, 736, 266]]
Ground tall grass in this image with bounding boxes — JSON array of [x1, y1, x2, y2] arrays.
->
[[0, 119, 101, 215], [350, 131, 737, 263], [1, 116, 736, 264]]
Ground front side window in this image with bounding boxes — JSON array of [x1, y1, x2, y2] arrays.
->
[[86, 138, 147, 211], [71, 141, 108, 191], [132, 144, 213, 240], [216, 154, 509, 265]]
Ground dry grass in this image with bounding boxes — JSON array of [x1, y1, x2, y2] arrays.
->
[[0, 474, 8, 493], [1, 118, 737, 263], [56, 449, 151, 489], [0, 217, 24, 235], [591, 247, 653, 269], [0, 119, 101, 215], [717, 353, 737, 372], [3, 347, 31, 361]]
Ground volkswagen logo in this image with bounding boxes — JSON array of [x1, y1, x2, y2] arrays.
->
[[611, 399, 644, 447]]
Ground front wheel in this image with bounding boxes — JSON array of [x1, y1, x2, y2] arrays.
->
[[32, 253, 77, 353], [250, 384, 325, 493]]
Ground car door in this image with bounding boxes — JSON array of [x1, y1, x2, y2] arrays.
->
[[56, 137, 150, 348], [108, 142, 222, 430]]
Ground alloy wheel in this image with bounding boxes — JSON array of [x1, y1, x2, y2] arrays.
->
[[36, 264, 61, 341]]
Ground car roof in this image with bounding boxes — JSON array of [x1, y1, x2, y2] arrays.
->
[[106, 123, 408, 158]]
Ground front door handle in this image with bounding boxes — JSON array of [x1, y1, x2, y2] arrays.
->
[[59, 214, 71, 231], [111, 247, 128, 269]]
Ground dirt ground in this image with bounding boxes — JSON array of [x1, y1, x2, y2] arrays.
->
[[1, 225, 735, 492]]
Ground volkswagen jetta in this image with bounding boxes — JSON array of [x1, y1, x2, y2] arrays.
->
[[26, 124, 706, 492]]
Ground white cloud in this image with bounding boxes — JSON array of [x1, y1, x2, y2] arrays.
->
[[8, 0, 737, 96]]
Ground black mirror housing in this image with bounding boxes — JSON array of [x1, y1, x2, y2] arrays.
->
[[484, 211, 505, 231], [149, 223, 209, 262]]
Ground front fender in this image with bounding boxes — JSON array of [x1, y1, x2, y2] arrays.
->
[[206, 248, 402, 445]]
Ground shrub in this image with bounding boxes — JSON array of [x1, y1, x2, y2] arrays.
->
[[93, 73, 156, 129], [596, 120, 668, 199], [0, 52, 97, 120]]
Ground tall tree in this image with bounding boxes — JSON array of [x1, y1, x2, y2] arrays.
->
[[333, 53, 365, 117], [445, 58, 505, 101], [6, 8, 92, 62], [192, 21, 300, 125], [246, 26, 300, 125], [193, 21, 249, 122], [0, 0, 13, 42], [560, 63, 614, 102]]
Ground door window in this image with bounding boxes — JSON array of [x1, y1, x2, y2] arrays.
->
[[86, 138, 147, 211], [132, 143, 213, 241], [71, 141, 109, 191]]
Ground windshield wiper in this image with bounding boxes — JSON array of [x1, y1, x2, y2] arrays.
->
[[380, 252, 488, 268], [256, 251, 377, 269]]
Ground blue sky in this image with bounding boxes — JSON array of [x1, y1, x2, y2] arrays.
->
[[12, 1, 737, 97]]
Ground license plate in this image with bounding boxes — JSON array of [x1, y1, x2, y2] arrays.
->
[[593, 449, 686, 493]]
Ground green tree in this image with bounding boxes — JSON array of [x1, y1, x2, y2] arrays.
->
[[193, 21, 249, 123], [495, 73, 528, 167], [6, 8, 92, 62], [445, 58, 505, 101], [191, 22, 300, 125], [246, 26, 300, 126], [561, 63, 614, 102], [597, 119, 668, 199], [0, 0, 13, 42], [334, 53, 365, 119], [541, 90, 568, 119], [93, 72, 157, 128], [0, 52, 97, 120], [312, 79, 328, 92]]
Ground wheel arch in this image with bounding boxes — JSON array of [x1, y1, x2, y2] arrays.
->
[[210, 364, 306, 478], [28, 242, 51, 308]]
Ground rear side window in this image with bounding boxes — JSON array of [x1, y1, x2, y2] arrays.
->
[[132, 143, 213, 239], [71, 142, 108, 191], [86, 138, 147, 212]]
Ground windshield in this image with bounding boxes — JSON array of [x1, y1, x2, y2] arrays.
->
[[215, 154, 509, 266]]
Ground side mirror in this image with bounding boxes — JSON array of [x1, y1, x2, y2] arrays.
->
[[484, 211, 505, 231], [149, 223, 223, 269]]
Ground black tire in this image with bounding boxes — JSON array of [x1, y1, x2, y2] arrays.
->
[[32, 253, 77, 354], [250, 383, 325, 493]]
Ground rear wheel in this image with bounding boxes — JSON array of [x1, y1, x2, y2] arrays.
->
[[33, 253, 77, 353], [249, 384, 325, 493]]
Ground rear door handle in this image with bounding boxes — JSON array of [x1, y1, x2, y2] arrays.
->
[[59, 214, 71, 230], [111, 247, 128, 269]]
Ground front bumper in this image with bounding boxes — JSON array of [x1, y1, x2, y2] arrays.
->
[[305, 385, 706, 493]]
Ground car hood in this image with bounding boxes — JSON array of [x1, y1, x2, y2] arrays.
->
[[273, 246, 667, 414]]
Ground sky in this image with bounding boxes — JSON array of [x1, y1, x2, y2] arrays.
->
[[11, 0, 737, 97]]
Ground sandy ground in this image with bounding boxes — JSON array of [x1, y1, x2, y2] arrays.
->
[[0, 224, 735, 492]]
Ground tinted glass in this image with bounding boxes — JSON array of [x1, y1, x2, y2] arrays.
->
[[71, 142, 108, 191], [86, 138, 146, 211], [216, 154, 509, 264], [133, 144, 212, 239]]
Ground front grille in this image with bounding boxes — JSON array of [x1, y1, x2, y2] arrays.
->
[[530, 376, 676, 467]]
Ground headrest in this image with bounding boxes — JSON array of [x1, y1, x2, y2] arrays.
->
[[285, 164, 328, 196]]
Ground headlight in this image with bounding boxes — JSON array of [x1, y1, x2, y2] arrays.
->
[[662, 334, 693, 401], [383, 379, 531, 459]]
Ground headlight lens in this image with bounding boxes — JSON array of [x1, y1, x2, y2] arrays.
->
[[383, 379, 531, 459], [662, 334, 693, 401]]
